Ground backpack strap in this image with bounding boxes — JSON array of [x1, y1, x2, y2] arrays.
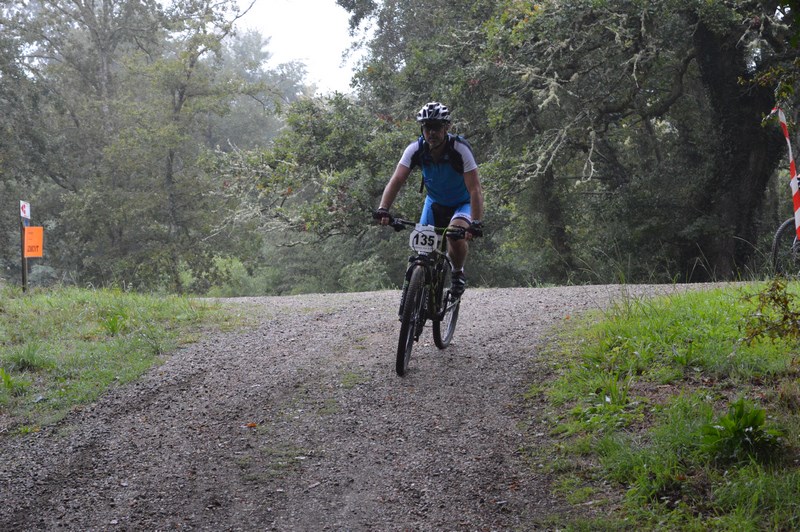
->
[[448, 135, 472, 174], [408, 136, 426, 193], [409, 136, 425, 169]]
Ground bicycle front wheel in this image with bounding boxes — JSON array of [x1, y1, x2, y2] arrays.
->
[[396, 265, 426, 376], [771, 217, 800, 277], [432, 262, 460, 349]]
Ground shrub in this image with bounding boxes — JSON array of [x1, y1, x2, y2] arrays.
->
[[699, 398, 783, 465]]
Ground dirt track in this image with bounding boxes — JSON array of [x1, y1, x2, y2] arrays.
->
[[0, 285, 709, 531]]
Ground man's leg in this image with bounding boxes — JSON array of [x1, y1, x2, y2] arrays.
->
[[447, 217, 470, 297], [447, 217, 470, 270]]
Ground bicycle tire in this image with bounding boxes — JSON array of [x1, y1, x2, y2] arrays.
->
[[396, 265, 426, 376], [771, 217, 799, 277], [432, 260, 460, 349]]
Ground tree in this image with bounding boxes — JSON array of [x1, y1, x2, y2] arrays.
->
[[484, 0, 796, 280], [0, 15, 47, 277], [331, 0, 800, 283], [202, 30, 308, 151], [0, 0, 306, 291]]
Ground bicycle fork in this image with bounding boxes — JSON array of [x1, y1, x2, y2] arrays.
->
[[399, 256, 450, 322], [398, 256, 430, 320]]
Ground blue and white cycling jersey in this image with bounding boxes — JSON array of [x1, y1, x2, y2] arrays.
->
[[398, 134, 478, 208]]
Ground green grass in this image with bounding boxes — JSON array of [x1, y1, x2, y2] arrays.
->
[[340, 370, 370, 389], [0, 285, 235, 433], [536, 280, 800, 530]]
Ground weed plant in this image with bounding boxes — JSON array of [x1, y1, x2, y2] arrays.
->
[[0, 286, 231, 432], [538, 281, 800, 529]]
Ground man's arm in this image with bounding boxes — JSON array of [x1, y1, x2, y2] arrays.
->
[[379, 163, 412, 211], [464, 168, 483, 221]]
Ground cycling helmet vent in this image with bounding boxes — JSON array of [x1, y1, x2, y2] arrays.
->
[[416, 102, 451, 123]]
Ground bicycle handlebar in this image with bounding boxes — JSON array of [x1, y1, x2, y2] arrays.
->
[[386, 216, 466, 240], [387, 217, 414, 231]]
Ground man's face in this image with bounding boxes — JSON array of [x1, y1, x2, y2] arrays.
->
[[422, 121, 448, 149]]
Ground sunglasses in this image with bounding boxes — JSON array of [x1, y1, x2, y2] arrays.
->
[[422, 122, 447, 132]]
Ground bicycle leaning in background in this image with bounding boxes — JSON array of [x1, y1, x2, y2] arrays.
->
[[378, 215, 464, 376], [771, 216, 800, 276]]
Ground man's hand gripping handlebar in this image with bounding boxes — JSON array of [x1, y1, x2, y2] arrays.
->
[[372, 208, 405, 231], [373, 209, 477, 239]]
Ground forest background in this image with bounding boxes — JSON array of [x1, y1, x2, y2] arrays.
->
[[3, 0, 800, 296]]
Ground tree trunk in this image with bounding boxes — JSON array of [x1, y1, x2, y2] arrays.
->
[[535, 166, 574, 279], [688, 20, 783, 280]]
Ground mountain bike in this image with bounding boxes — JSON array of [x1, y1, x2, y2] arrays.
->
[[771, 217, 800, 277], [384, 217, 463, 376]]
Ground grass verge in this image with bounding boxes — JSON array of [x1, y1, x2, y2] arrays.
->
[[0, 285, 238, 434], [533, 279, 800, 530]]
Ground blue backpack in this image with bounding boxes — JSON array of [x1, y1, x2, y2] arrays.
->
[[409, 134, 474, 193]]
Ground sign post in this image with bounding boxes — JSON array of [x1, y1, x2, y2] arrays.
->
[[19, 201, 43, 292], [20, 201, 30, 291]]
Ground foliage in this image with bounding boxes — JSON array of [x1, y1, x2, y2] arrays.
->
[[699, 398, 784, 466], [742, 275, 800, 343], [0, 0, 305, 292], [0, 368, 29, 398], [338, 0, 797, 284], [711, 463, 800, 531], [538, 283, 800, 528], [206, 95, 409, 232]]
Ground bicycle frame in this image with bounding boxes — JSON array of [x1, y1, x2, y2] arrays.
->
[[394, 220, 460, 323]]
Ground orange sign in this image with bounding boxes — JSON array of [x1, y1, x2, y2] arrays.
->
[[24, 226, 43, 258]]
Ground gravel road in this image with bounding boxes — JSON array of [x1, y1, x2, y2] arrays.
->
[[0, 284, 712, 531]]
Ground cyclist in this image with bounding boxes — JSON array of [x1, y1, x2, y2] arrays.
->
[[374, 101, 484, 296]]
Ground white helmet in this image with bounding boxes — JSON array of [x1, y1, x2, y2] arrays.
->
[[416, 101, 451, 123]]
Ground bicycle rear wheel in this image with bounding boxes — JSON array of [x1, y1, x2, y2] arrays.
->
[[396, 265, 426, 376], [432, 260, 460, 349], [771, 217, 800, 277]]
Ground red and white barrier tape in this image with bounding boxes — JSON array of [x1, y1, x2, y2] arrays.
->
[[772, 107, 800, 238]]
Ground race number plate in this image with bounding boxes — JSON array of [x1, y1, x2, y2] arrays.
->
[[409, 224, 439, 254]]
